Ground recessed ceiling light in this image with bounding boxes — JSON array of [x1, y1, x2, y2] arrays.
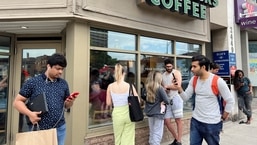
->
[[21, 26, 28, 29]]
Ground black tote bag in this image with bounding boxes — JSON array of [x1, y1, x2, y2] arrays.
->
[[128, 84, 144, 122]]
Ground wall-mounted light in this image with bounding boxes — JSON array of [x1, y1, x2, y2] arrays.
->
[[21, 26, 28, 29]]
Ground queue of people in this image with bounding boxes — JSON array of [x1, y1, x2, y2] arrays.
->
[[103, 55, 254, 145], [12, 53, 251, 145]]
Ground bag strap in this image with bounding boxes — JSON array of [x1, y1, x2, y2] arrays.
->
[[31, 123, 40, 131], [129, 83, 134, 96], [53, 102, 65, 128]]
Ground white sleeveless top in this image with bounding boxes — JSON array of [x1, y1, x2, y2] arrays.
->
[[110, 90, 129, 107]]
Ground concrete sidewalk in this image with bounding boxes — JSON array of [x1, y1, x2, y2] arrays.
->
[[162, 110, 257, 145]]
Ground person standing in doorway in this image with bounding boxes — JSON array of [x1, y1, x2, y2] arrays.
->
[[234, 69, 253, 124], [210, 62, 220, 74], [144, 71, 169, 145], [174, 55, 235, 145], [106, 63, 139, 145], [13, 53, 79, 145], [162, 59, 183, 145]]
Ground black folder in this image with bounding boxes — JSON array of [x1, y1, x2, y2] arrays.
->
[[26, 92, 48, 113]]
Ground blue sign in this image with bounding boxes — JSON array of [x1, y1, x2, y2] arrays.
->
[[213, 51, 230, 76], [216, 62, 230, 76], [213, 51, 229, 62], [229, 53, 236, 66]]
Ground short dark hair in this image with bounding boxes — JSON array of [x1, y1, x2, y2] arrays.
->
[[47, 53, 67, 67], [192, 55, 210, 71], [210, 62, 220, 70], [164, 58, 174, 66]]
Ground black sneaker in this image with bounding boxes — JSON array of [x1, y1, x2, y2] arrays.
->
[[175, 141, 182, 145], [169, 139, 177, 145]]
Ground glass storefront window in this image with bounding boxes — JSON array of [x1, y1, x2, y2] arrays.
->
[[140, 36, 173, 54], [176, 41, 201, 56], [90, 28, 136, 50], [0, 55, 9, 144], [0, 36, 10, 53], [177, 58, 194, 111], [89, 27, 202, 129], [177, 58, 193, 81], [89, 50, 137, 128], [140, 55, 194, 112]]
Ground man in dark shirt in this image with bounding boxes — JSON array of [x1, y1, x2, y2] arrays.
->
[[13, 53, 78, 145]]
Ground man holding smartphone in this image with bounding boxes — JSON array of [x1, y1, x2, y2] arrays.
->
[[162, 59, 183, 145], [13, 53, 79, 145]]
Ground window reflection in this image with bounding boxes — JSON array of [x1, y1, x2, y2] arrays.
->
[[176, 58, 192, 81], [89, 50, 137, 128], [90, 28, 136, 50], [0, 55, 9, 144], [176, 41, 201, 56], [89, 27, 203, 129], [140, 55, 194, 111], [0, 36, 10, 53], [140, 36, 173, 54], [177, 58, 194, 111]]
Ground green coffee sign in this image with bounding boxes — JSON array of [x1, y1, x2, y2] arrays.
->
[[146, 0, 218, 19]]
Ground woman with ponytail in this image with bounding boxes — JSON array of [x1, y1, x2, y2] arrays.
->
[[106, 63, 139, 145]]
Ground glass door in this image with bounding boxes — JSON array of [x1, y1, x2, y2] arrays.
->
[[11, 42, 61, 145], [0, 35, 11, 145]]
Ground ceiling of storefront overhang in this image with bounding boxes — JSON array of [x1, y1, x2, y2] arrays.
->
[[0, 20, 69, 34]]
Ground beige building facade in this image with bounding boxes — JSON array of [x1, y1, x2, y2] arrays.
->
[[0, 0, 241, 145]]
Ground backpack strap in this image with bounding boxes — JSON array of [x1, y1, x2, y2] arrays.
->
[[211, 75, 219, 96], [192, 76, 198, 92], [194, 75, 219, 96], [192, 74, 225, 114], [211, 75, 225, 114]]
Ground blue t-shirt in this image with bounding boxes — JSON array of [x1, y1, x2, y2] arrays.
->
[[19, 73, 70, 129], [237, 77, 251, 95]]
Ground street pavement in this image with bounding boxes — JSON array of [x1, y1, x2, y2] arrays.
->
[[162, 106, 257, 145]]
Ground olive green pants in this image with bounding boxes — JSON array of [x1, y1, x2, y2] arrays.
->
[[112, 105, 135, 145]]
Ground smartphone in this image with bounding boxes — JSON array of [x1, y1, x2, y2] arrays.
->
[[68, 92, 79, 99], [172, 73, 177, 82]]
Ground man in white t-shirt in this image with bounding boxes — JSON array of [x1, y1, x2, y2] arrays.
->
[[174, 55, 235, 145]]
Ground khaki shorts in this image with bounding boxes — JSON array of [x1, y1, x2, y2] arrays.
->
[[164, 94, 183, 119]]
